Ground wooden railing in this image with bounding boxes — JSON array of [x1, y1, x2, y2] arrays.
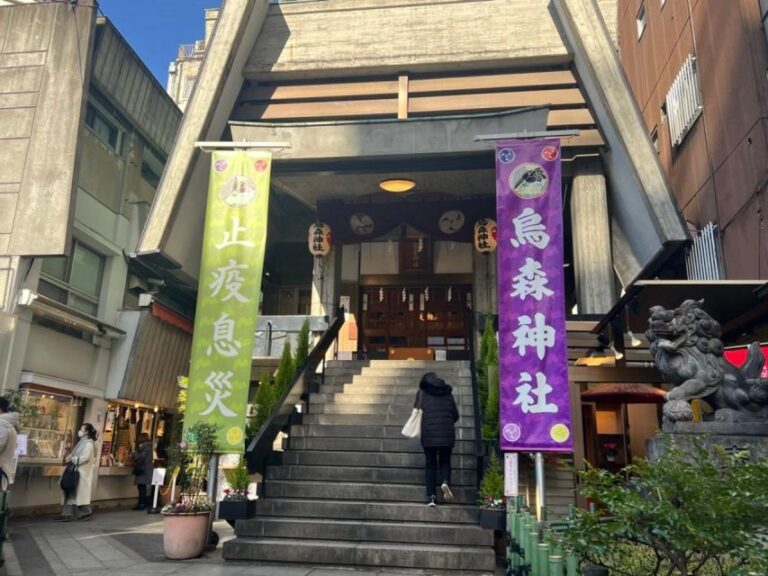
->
[[245, 306, 346, 475]]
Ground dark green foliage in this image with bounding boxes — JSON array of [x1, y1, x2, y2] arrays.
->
[[274, 341, 295, 398], [476, 317, 495, 411], [482, 364, 499, 441], [563, 438, 768, 575], [225, 456, 249, 492], [246, 372, 275, 438], [164, 421, 220, 513], [478, 452, 504, 506], [295, 319, 310, 371], [478, 318, 499, 442]]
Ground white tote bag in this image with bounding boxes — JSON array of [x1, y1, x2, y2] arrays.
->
[[401, 408, 423, 438]]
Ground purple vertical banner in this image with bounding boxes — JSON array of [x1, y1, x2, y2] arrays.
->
[[496, 138, 573, 452]]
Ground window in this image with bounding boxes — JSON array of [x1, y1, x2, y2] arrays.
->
[[636, 3, 647, 39], [39, 241, 105, 317], [181, 76, 196, 100], [685, 222, 725, 280], [85, 103, 122, 154], [666, 54, 703, 147], [141, 144, 164, 188]]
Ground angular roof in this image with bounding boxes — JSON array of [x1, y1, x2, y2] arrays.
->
[[137, 0, 688, 287]]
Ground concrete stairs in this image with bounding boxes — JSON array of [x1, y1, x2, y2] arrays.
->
[[223, 360, 496, 574]]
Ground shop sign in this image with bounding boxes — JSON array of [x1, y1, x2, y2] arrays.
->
[[152, 467, 166, 486], [186, 151, 271, 453], [496, 139, 573, 452], [504, 452, 519, 497]]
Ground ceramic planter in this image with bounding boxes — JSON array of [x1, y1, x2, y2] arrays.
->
[[218, 499, 256, 523], [162, 512, 210, 559], [479, 507, 506, 531]]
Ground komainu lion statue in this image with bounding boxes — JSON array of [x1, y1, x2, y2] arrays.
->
[[646, 299, 768, 422]]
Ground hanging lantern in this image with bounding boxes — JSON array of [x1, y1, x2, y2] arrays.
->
[[308, 222, 332, 257], [474, 218, 498, 254]]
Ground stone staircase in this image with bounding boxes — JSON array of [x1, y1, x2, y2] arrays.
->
[[223, 360, 496, 574]]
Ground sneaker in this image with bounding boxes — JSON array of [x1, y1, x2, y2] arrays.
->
[[427, 496, 437, 507], [441, 482, 454, 501], [78, 513, 94, 521], [53, 516, 72, 522]]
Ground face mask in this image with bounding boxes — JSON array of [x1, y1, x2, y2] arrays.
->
[[78, 430, 86, 438]]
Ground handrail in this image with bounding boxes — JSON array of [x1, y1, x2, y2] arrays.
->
[[467, 310, 485, 489], [245, 306, 346, 475]]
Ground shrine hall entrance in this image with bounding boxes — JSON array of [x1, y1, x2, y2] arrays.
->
[[359, 284, 472, 360]]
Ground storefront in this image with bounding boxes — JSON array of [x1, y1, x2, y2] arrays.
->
[[99, 400, 172, 470]]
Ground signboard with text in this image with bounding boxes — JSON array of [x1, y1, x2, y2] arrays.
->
[[185, 151, 271, 453], [496, 139, 573, 452]]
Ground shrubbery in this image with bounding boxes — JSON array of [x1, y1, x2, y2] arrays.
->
[[563, 438, 768, 576]]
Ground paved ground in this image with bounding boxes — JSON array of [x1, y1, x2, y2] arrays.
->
[[0, 509, 503, 575]]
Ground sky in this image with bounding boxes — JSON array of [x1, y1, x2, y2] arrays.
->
[[97, 0, 219, 87]]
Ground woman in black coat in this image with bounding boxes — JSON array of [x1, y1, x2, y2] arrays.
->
[[132, 433, 154, 510], [418, 372, 459, 507]]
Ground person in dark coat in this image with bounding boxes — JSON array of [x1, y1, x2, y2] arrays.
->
[[418, 372, 459, 507], [132, 433, 154, 510]]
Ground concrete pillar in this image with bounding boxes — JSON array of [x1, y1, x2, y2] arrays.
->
[[0, 256, 34, 392], [310, 247, 340, 319], [570, 158, 615, 314]]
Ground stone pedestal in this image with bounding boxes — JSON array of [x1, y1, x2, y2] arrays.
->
[[647, 422, 768, 462]]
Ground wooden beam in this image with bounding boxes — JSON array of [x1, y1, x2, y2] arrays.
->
[[398, 74, 409, 120], [236, 98, 399, 120], [240, 79, 399, 101], [409, 88, 585, 114], [547, 108, 595, 127], [409, 70, 576, 93], [562, 129, 603, 147]]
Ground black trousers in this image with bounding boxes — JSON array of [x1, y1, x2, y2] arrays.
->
[[137, 484, 149, 508], [424, 446, 452, 499]]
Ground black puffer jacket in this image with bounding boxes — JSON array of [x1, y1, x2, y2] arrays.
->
[[418, 372, 459, 448]]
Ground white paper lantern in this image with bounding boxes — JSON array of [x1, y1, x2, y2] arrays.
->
[[308, 222, 332, 257], [474, 218, 498, 254]]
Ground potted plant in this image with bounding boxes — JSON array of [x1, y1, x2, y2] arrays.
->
[[218, 455, 255, 526], [161, 421, 219, 560], [477, 452, 506, 531]]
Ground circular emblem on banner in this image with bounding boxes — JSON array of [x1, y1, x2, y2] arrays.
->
[[214, 159, 228, 173], [541, 146, 559, 161], [254, 159, 268, 172], [509, 163, 549, 199], [220, 174, 258, 207], [550, 423, 570, 444], [497, 148, 515, 164], [502, 423, 522, 443], [227, 426, 244, 445]]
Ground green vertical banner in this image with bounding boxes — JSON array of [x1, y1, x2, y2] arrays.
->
[[185, 151, 271, 452]]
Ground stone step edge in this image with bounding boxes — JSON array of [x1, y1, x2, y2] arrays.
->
[[254, 497, 480, 510], [225, 536, 492, 553], [245, 516, 489, 531]]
